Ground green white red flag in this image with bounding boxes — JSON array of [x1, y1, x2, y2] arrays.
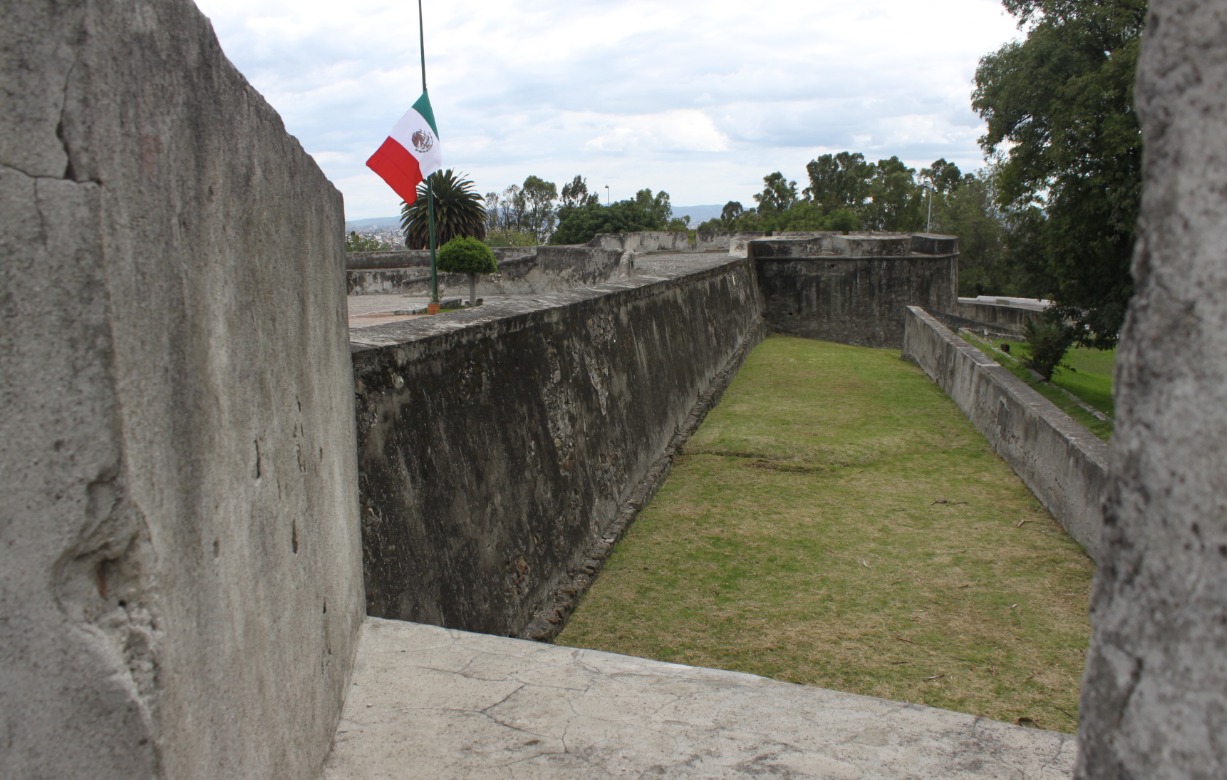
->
[[366, 91, 442, 205]]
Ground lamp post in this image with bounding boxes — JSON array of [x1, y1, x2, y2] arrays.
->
[[925, 183, 934, 233], [605, 185, 610, 206]]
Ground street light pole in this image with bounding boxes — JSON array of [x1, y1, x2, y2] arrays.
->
[[605, 185, 610, 206], [925, 184, 933, 233]]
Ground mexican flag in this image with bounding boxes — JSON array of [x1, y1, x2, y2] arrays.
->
[[366, 91, 443, 205]]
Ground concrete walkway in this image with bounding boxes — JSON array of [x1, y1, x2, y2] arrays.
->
[[324, 618, 1076, 778]]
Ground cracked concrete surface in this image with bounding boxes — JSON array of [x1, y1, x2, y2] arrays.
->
[[325, 618, 1075, 778]]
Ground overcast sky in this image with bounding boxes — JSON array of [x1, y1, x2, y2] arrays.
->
[[193, 0, 1022, 220]]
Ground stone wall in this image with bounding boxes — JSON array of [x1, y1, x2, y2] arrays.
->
[[754, 233, 958, 348], [588, 230, 693, 253], [1078, 1, 1227, 775], [902, 307, 1106, 561], [351, 256, 764, 636], [0, 1, 363, 778], [952, 298, 1047, 339], [347, 245, 623, 296]]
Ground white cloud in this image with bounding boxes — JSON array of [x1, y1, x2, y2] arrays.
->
[[193, 0, 1021, 218]]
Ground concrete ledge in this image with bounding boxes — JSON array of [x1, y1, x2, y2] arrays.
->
[[325, 617, 1077, 778], [902, 306, 1105, 561]]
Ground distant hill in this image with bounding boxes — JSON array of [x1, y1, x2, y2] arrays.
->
[[672, 204, 723, 226]]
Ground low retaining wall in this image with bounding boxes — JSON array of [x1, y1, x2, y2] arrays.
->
[[352, 255, 764, 636], [953, 298, 1048, 339], [588, 230, 693, 253], [754, 233, 958, 348], [902, 307, 1105, 561], [347, 246, 623, 296]]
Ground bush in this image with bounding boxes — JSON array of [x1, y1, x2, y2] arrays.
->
[[437, 236, 497, 275], [1023, 313, 1075, 380]]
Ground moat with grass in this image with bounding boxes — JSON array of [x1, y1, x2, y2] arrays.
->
[[557, 334, 1095, 733]]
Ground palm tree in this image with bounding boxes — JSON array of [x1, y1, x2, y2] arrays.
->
[[400, 169, 487, 249]]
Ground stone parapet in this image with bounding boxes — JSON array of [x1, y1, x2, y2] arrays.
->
[[351, 254, 764, 636], [902, 307, 1105, 561]]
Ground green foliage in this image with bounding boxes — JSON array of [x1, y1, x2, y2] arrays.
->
[[550, 188, 673, 245], [436, 236, 497, 276], [401, 169, 487, 250], [1022, 312, 1075, 380], [804, 152, 873, 213], [485, 228, 537, 247], [973, 0, 1145, 347], [520, 175, 558, 243], [484, 175, 559, 243], [345, 231, 385, 252], [754, 172, 799, 214], [963, 332, 1114, 440]]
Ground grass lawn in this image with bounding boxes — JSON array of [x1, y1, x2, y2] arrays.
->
[[962, 333, 1115, 441], [556, 334, 1094, 733]]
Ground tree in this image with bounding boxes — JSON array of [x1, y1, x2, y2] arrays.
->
[[973, 0, 1145, 347], [720, 201, 745, 225], [520, 175, 558, 243], [559, 175, 598, 211], [400, 169, 487, 250], [437, 236, 497, 306], [754, 172, 799, 215], [863, 156, 925, 231], [804, 152, 873, 213], [549, 190, 673, 245]]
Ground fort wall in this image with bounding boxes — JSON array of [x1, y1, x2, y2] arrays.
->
[[1, 1, 363, 777], [351, 255, 764, 636], [902, 307, 1107, 561], [754, 234, 958, 347], [346, 245, 625, 296]]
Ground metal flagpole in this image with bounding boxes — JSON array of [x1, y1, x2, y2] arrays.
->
[[419, 0, 440, 307]]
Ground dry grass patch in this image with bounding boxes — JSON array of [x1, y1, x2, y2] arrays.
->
[[556, 334, 1093, 733]]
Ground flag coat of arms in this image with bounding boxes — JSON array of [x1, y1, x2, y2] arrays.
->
[[366, 92, 443, 205]]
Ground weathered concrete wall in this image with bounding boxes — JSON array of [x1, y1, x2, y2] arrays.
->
[[1078, 1, 1227, 775], [351, 256, 764, 636], [347, 246, 623, 296], [754, 233, 958, 348], [0, 1, 363, 778], [953, 298, 1047, 339], [902, 307, 1105, 561], [588, 230, 692, 253]]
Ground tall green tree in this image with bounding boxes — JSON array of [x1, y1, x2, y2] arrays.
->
[[804, 152, 874, 213], [401, 169, 487, 250], [559, 175, 598, 211], [862, 156, 925, 231], [520, 175, 558, 243], [973, 0, 1145, 347], [549, 189, 673, 245], [754, 172, 799, 215]]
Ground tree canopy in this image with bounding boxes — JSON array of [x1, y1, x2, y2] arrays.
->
[[973, 0, 1145, 346], [550, 188, 676, 245], [401, 169, 486, 250]]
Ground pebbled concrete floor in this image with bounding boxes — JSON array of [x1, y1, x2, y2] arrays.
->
[[324, 618, 1075, 779]]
